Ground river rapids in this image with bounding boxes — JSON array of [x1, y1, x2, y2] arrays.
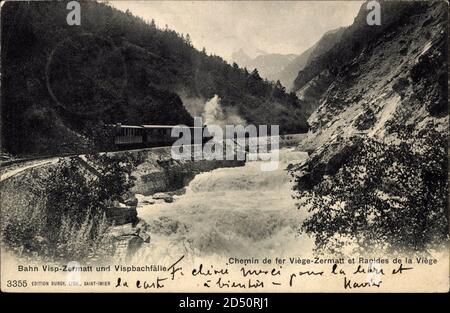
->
[[133, 148, 314, 265]]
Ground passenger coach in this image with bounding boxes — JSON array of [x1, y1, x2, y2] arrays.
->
[[108, 123, 206, 148]]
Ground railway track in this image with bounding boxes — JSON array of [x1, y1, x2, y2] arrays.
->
[[0, 133, 307, 182], [0, 147, 169, 182], [0, 157, 60, 182]]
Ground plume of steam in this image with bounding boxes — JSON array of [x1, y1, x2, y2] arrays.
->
[[178, 91, 205, 117], [203, 95, 224, 126], [178, 91, 245, 128], [203, 95, 245, 128]]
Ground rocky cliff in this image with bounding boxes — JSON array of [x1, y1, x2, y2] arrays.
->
[[295, 0, 448, 150], [289, 1, 448, 253]]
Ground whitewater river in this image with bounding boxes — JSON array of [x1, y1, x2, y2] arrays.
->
[[134, 148, 315, 265]]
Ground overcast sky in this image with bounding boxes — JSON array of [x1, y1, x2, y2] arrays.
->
[[110, 1, 363, 60]]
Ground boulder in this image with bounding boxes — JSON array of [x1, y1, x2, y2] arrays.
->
[[152, 192, 174, 203], [141, 199, 156, 205], [108, 219, 152, 260], [135, 194, 156, 206], [135, 219, 150, 231], [123, 195, 138, 207], [106, 205, 138, 225], [166, 187, 186, 197], [138, 230, 151, 243]]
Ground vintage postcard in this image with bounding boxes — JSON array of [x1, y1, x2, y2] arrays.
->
[[0, 0, 448, 296]]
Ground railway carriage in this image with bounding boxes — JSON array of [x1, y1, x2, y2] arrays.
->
[[109, 123, 207, 149]]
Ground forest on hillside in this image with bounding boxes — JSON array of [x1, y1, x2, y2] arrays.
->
[[1, 1, 309, 156]]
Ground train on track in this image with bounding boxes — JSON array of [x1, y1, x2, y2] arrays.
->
[[107, 123, 210, 149]]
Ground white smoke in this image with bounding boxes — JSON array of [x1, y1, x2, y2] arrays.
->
[[202, 95, 245, 128], [178, 91, 205, 117], [178, 91, 245, 129]]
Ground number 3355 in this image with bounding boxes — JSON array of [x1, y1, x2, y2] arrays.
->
[[7, 280, 27, 288]]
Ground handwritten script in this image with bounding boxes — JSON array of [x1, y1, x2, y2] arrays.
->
[[113, 255, 426, 291]]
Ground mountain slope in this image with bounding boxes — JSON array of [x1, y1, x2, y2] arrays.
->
[[1, 1, 309, 156], [231, 50, 298, 82], [294, 0, 448, 149], [231, 48, 253, 67], [277, 27, 345, 91], [289, 0, 448, 254]]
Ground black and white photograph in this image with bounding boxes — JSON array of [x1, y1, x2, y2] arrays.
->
[[0, 0, 448, 294]]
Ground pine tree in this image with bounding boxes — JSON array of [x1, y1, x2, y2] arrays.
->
[[185, 33, 192, 46], [250, 68, 262, 81]]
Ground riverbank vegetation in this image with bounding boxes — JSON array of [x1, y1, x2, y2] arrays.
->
[[1, 153, 143, 262], [292, 129, 448, 254]]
